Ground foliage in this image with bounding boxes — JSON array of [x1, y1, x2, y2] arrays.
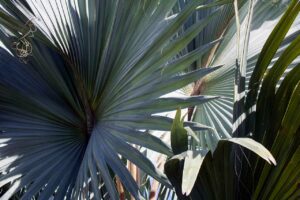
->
[[0, 0, 230, 199], [164, 0, 300, 199], [0, 0, 299, 199]]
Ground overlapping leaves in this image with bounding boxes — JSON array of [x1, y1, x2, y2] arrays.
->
[[164, 1, 300, 199], [0, 0, 226, 199], [189, 0, 300, 149]]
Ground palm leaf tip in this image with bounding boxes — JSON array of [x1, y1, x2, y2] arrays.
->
[[226, 138, 277, 166]]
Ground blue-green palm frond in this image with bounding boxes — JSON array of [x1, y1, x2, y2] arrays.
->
[[0, 0, 224, 199]]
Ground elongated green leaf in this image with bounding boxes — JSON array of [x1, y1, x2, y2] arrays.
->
[[253, 79, 300, 200], [171, 108, 188, 155], [246, 0, 300, 111], [269, 146, 300, 200], [254, 33, 300, 144]]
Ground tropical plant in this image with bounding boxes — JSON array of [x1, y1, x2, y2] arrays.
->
[[0, 0, 236, 199], [178, 0, 300, 149], [164, 0, 300, 199], [1, 0, 299, 199]]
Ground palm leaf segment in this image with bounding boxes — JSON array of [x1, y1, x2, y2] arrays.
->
[[0, 0, 222, 199]]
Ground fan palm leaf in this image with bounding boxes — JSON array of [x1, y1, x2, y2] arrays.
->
[[0, 0, 228, 199]]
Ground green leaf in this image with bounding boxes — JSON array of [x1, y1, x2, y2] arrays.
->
[[253, 78, 300, 200], [171, 108, 188, 155], [246, 0, 300, 111], [254, 34, 300, 144]]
